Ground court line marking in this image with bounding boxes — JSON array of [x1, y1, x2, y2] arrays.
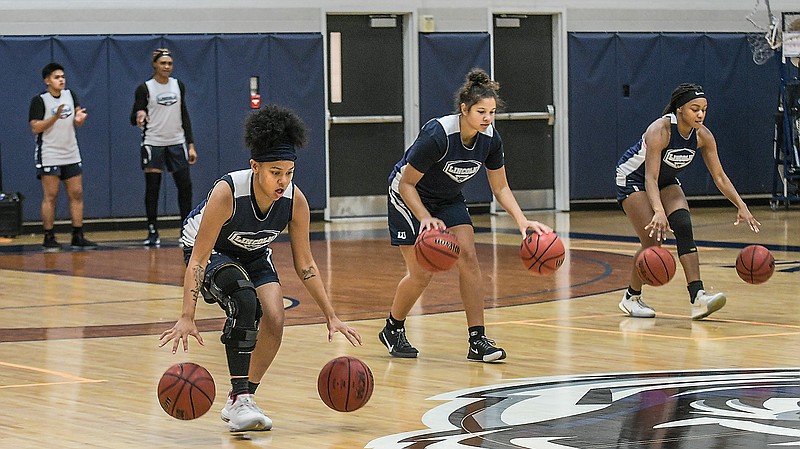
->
[[0, 361, 106, 389], [491, 313, 800, 342]]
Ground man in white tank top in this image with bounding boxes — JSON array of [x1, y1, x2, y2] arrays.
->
[[28, 62, 97, 251]]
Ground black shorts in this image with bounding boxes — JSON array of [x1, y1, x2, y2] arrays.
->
[[387, 189, 472, 246], [141, 143, 190, 172], [36, 162, 82, 180], [183, 248, 280, 288], [616, 177, 681, 206]]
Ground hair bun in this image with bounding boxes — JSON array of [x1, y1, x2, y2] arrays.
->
[[466, 69, 491, 86]]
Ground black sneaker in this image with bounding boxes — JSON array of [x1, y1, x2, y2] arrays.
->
[[71, 234, 98, 250], [42, 235, 62, 252], [379, 325, 419, 358], [467, 336, 506, 362], [143, 225, 160, 246]]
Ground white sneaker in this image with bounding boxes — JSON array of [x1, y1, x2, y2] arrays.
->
[[691, 290, 726, 320], [619, 292, 656, 318], [221, 391, 266, 423], [226, 394, 272, 432]]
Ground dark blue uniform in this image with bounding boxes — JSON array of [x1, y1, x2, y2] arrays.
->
[[181, 169, 294, 286], [615, 113, 699, 204], [388, 114, 504, 245]]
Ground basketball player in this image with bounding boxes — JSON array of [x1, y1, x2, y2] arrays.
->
[[159, 105, 362, 432], [29, 62, 97, 251], [615, 83, 761, 320], [381, 69, 552, 363], [130, 48, 197, 246]]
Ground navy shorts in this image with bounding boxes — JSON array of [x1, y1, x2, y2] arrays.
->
[[388, 189, 472, 246], [616, 177, 681, 206], [36, 162, 83, 180], [183, 248, 280, 288], [141, 143, 190, 172]]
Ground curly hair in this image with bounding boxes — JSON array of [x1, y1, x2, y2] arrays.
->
[[245, 104, 308, 160], [453, 68, 504, 113]]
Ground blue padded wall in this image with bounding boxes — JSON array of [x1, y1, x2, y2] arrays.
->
[[569, 32, 779, 200], [418, 32, 492, 204], [0, 33, 326, 222]]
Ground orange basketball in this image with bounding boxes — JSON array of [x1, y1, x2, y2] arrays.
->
[[635, 246, 676, 286], [157, 362, 216, 420], [520, 232, 565, 275], [736, 244, 775, 284], [414, 228, 460, 272], [317, 356, 374, 412]]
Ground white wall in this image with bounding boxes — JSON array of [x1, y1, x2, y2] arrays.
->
[[0, 0, 796, 35]]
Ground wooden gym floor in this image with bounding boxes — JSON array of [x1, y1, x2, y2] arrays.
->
[[0, 206, 798, 448]]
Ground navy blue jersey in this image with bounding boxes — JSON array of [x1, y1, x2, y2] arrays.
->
[[616, 113, 699, 189], [181, 169, 294, 263], [389, 114, 504, 203]]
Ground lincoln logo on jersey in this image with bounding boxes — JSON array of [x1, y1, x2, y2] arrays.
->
[[663, 148, 696, 170], [443, 160, 483, 183], [228, 230, 281, 251], [52, 105, 73, 119], [156, 92, 178, 106]]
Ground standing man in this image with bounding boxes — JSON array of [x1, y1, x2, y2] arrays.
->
[[130, 48, 197, 246], [29, 62, 97, 251]]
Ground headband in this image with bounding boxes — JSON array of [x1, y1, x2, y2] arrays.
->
[[252, 143, 297, 162], [675, 89, 706, 109], [153, 51, 172, 62]]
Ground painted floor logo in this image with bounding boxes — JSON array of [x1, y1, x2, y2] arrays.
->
[[367, 368, 800, 449]]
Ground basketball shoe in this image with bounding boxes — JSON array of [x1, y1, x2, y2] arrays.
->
[[42, 234, 62, 252], [221, 390, 267, 422], [467, 335, 506, 362], [691, 290, 726, 320], [618, 291, 656, 318], [224, 393, 271, 432], [71, 233, 98, 250], [143, 224, 160, 246], [378, 326, 419, 358]]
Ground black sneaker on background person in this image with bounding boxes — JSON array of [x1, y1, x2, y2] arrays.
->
[[71, 233, 98, 250], [379, 325, 419, 358], [143, 223, 160, 246], [467, 335, 506, 363], [42, 233, 62, 252]]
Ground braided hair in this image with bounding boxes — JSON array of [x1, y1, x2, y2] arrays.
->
[[453, 68, 504, 114], [662, 83, 705, 115]]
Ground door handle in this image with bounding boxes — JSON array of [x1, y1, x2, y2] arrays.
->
[[494, 105, 555, 125], [328, 115, 404, 125]]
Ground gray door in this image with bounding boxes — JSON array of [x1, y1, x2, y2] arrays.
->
[[327, 14, 405, 218], [493, 14, 555, 210]]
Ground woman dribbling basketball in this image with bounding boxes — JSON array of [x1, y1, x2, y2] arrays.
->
[[381, 68, 552, 363], [615, 83, 761, 320]]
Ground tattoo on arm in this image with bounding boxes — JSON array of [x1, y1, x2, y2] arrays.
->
[[301, 266, 317, 281], [190, 266, 204, 302]]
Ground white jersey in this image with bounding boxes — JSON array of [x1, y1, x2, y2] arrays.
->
[[31, 90, 81, 167], [143, 77, 185, 146]]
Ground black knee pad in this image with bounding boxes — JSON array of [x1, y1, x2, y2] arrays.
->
[[668, 209, 697, 256], [204, 263, 261, 352]]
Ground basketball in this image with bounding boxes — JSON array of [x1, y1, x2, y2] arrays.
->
[[635, 246, 676, 286], [736, 244, 775, 284], [414, 228, 460, 272], [317, 356, 374, 412], [157, 362, 216, 420], [520, 232, 565, 275]]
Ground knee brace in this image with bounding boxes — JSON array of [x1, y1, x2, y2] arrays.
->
[[203, 263, 261, 353], [668, 209, 697, 256]]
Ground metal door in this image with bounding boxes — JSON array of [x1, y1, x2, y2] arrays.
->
[[492, 14, 556, 210], [327, 14, 405, 218]]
